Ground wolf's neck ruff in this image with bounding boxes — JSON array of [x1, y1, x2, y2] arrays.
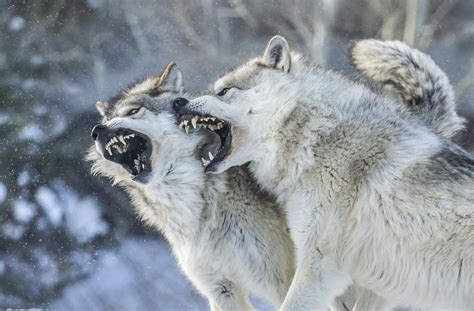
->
[[129, 162, 223, 245]]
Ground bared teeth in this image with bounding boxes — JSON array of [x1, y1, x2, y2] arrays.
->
[[208, 152, 214, 161], [201, 158, 210, 166], [112, 145, 121, 154], [179, 116, 224, 133], [119, 135, 126, 145], [191, 116, 198, 129], [179, 119, 191, 133], [106, 146, 112, 156], [201, 123, 215, 131]]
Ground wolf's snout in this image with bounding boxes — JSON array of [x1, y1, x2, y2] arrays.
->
[[172, 97, 189, 113], [91, 124, 107, 140]]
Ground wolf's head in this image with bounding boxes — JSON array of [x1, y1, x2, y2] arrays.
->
[[88, 62, 221, 186], [174, 36, 301, 174]]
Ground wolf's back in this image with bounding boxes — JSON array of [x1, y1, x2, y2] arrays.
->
[[350, 39, 465, 139]]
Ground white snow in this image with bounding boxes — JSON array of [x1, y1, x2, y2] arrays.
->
[[35, 182, 108, 242], [0, 113, 10, 125], [87, 0, 104, 9], [50, 237, 208, 310], [33, 104, 48, 116], [21, 78, 37, 91], [35, 217, 48, 231], [0, 182, 7, 203], [30, 55, 45, 66], [1, 222, 26, 240], [0, 260, 5, 275], [20, 123, 45, 142], [64, 196, 109, 244], [13, 199, 37, 223], [50, 237, 272, 310], [51, 117, 67, 137], [36, 186, 64, 226], [17, 170, 31, 187], [9, 16, 25, 31], [33, 248, 60, 288]]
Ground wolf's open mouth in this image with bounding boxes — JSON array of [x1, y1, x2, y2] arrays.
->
[[177, 114, 232, 172], [102, 128, 152, 179]]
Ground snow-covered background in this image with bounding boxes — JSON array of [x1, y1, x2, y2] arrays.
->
[[0, 0, 473, 309]]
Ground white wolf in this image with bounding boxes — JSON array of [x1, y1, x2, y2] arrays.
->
[[175, 37, 474, 310]]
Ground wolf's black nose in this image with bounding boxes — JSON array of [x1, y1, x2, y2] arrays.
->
[[91, 124, 107, 140], [173, 97, 189, 113]]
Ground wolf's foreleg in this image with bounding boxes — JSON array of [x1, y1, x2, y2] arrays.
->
[[207, 279, 255, 311], [330, 285, 358, 311], [279, 250, 352, 311]]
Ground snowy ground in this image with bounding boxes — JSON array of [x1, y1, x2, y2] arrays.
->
[[50, 237, 272, 311]]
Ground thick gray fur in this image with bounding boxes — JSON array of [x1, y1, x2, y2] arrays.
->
[[187, 37, 474, 310], [350, 39, 465, 139]]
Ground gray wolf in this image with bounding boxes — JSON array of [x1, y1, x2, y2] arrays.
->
[[87, 62, 296, 310], [174, 37, 474, 310]]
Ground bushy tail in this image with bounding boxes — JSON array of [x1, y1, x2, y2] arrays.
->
[[350, 39, 465, 139]]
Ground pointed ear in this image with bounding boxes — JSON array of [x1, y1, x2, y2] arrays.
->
[[126, 62, 184, 97], [262, 35, 291, 73], [96, 101, 109, 116], [158, 62, 184, 94]]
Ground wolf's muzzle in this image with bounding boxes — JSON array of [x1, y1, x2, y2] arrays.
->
[[172, 97, 189, 113], [91, 124, 107, 141], [91, 124, 153, 182]]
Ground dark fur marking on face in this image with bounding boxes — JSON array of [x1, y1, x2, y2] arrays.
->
[[146, 88, 164, 97], [104, 73, 171, 110]]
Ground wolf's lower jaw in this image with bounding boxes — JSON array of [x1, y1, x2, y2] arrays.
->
[[177, 113, 232, 171]]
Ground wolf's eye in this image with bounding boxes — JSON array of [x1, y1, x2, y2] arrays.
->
[[217, 87, 231, 96], [126, 108, 141, 116]]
